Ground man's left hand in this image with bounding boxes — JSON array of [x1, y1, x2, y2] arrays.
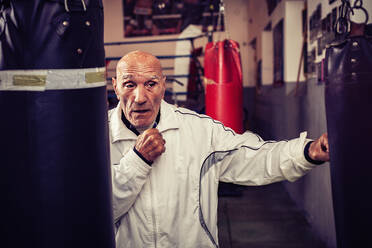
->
[[309, 133, 330, 162]]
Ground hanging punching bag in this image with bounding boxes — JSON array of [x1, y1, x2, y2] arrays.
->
[[204, 39, 243, 134], [0, 1, 114, 248], [324, 23, 372, 248]]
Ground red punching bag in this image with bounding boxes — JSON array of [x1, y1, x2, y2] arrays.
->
[[205, 39, 243, 134]]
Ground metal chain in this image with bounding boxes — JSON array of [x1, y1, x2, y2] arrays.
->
[[350, 0, 369, 24], [341, 0, 352, 20], [353, 0, 363, 8], [334, 0, 352, 35], [216, 0, 230, 41], [334, 0, 369, 35], [64, 0, 87, 12]]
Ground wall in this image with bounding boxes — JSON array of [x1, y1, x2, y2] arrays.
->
[[249, 0, 337, 247], [103, 0, 251, 94], [284, 1, 306, 83], [261, 30, 273, 85], [103, 0, 192, 92], [250, 1, 372, 248], [247, 0, 305, 87], [252, 80, 335, 248]]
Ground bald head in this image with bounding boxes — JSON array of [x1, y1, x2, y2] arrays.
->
[[116, 51, 164, 80]]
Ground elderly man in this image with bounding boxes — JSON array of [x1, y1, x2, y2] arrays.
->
[[109, 50, 329, 248]]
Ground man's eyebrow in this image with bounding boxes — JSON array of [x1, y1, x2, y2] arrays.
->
[[150, 75, 162, 80], [120, 74, 163, 81], [121, 74, 132, 80]]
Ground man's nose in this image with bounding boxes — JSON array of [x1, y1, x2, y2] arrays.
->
[[134, 85, 147, 104]]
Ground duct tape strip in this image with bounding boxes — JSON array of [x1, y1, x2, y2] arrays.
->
[[0, 67, 106, 91]]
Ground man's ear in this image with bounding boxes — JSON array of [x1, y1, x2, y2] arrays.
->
[[112, 77, 120, 100], [161, 76, 166, 99]]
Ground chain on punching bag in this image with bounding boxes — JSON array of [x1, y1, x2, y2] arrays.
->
[[325, 1, 372, 247], [0, 1, 114, 247], [204, 0, 243, 134]]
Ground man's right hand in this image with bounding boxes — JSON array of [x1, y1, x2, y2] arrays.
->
[[135, 128, 166, 162]]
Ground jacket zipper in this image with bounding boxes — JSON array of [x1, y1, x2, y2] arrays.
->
[[149, 178, 157, 247]]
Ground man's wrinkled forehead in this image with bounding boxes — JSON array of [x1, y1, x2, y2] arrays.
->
[[117, 60, 163, 81], [119, 73, 163, 81]]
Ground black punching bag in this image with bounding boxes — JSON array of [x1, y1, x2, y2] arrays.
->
[[325, 26, 372, 248], [0, 1, 114, 248]]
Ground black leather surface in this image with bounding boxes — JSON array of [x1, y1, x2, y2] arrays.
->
[[325, 34, 372, 248], [0, 0, 104, 69], [0, 87, 114, 248], [0, 1, 114, 247]]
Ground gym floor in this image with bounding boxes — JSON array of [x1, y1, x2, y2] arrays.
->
[[217, 182, 327, 248]]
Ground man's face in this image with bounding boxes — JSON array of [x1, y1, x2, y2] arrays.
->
[[113, 55, 165, 129]]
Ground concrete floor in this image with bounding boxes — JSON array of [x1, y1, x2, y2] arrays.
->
[[217, 182, 327, 248]]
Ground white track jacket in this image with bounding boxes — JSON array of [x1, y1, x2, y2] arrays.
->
[[109, 100, 318, 248]]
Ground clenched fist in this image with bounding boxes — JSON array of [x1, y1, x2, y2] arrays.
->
[[309, 133, 330, 162], [135, 128, 166, 162]]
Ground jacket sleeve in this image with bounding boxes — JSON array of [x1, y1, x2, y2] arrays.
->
[[111, 148, 151, 223], [210, 123, 318, 185]]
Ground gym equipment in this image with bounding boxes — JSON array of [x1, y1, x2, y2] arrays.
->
[[325, 1, 372, 247], [0, 1, 114, 247], [204, 39, 243, 134]]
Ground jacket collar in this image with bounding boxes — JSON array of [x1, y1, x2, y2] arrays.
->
[[120, 109, 160, 136], [110, 100, 180, 143]]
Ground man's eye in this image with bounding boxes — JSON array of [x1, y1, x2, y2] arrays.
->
[[123, 82, 135, 88], [146, 81, 157, 88]]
